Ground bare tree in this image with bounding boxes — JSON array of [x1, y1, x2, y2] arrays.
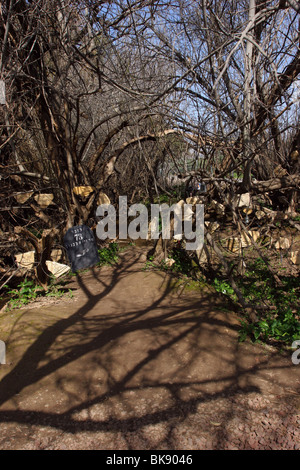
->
[[0, 0, 177, 284], [144, 0, 300, 198], [0, 0, 299, 288]]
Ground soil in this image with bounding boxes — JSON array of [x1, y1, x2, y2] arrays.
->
[[0, 245, 299, 450]]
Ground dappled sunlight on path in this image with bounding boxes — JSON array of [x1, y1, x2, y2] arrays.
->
[[0, 247, 299, 450]]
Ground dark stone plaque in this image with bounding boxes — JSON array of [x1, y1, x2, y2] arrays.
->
[[63, 225, 100, 272]]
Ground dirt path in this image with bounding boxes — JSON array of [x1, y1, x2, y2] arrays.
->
[[0, 246, 299, 450]]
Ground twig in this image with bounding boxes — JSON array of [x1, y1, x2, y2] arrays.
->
[[0, 268, 19, 293]]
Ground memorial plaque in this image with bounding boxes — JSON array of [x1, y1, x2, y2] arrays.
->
[[63, 225, 100, 272]]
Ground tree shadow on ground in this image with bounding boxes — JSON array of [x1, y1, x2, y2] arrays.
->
[[0, 248, 299, 449]]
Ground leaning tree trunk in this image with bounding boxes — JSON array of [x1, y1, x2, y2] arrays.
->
[[15, 227, 59, 289]]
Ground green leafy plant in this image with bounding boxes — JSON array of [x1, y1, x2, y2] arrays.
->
[[4, 277, 71, 310], [210, 257, 300, 345], [45, 285, 67, 299], [239, 309, 300, 344], [143, 256, 157, 270], [97, 242, 119, 266], [167, 244, 197, 276], [237, 258, 300, 345], [142, 244, 195, 276], [6, 279, 40, 309], [153, 194, 170, 204], [213, 278, 236, 298]]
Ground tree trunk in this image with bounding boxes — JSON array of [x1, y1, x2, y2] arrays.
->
[[242, 0, 256, 191]]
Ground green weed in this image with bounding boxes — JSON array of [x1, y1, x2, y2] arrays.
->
[[4, 278, 69, 310], [97, 242, 119, 266], [234, 258, 299, 345]]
